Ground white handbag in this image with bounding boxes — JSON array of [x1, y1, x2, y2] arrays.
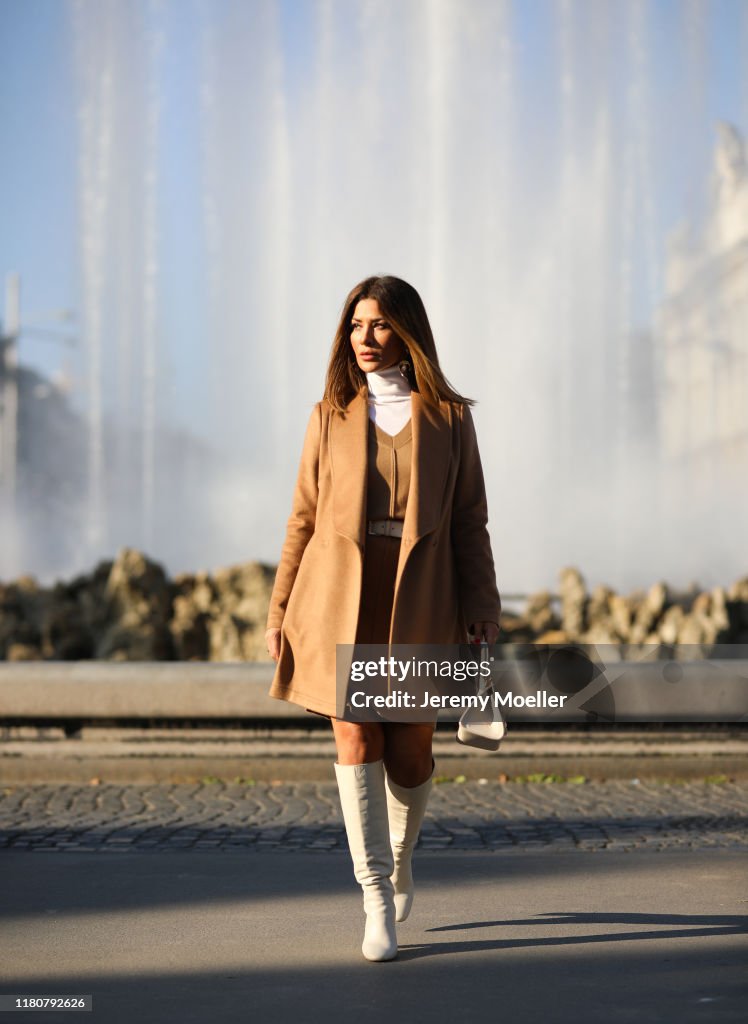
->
[[456, 641, 508, 751]]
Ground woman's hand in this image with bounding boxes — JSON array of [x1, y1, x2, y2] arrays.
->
[[265, 628, 281, 661], [469, 621, 500, 645]]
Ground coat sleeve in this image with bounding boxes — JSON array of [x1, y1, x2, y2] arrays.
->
[[450, 402, 502, 630], [266, 402, 322, 630]]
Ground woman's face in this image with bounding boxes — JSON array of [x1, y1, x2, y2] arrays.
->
[[350, 298, 405, 373]]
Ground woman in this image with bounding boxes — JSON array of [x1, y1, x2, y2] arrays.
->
[[265, 275, 501, 962]]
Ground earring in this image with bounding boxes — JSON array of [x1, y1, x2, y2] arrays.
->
[[398, 352, 412, 382]]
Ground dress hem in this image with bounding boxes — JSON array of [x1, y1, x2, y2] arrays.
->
[[268, 686, 340, 719]]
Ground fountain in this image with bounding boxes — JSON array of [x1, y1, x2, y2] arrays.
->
[[1, 0, 746, 600]]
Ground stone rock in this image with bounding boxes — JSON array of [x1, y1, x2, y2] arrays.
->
[[97, 621, 171, 661], [709, 587, 730, 634], [94, 548, 174, 660], [678, 613, 707, 645], [169, 594, 210, 660], [609, 594, 633, 640], [587, 584, 615, 619], [497, 613, 536, 642], [658, 605, 685, 644], [0, 606, 41, 659], [535, 629, 570, 644], [103, 548, 172, 619], [558, 567, 586, 636], [727, 575, 748, 602], [167, 561, 276, 661], [523, 590, 557, 634], [207, 563, 276, 661], [6, 642, 42, 661], [629, 582, 668, 644], [583, 622, 621, 645], [41, 602, 94, 660]]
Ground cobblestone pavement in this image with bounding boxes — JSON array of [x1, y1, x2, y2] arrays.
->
[[0, 780, 746, 853]]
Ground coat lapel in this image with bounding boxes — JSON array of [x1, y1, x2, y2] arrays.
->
[[402, 390, 453, 543], [330, 387, 369, 545], [330, 385, 453, 547]]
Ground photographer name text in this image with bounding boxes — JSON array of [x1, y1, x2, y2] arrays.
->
[[349, 690, 568, 710]]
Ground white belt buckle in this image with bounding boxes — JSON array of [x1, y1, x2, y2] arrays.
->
[[368, 519, 403, 538]]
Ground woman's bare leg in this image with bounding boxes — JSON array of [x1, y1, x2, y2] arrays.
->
[[331, 720, 434, 779], [331, 719, 386, 764], [382, 722, 435, 787]]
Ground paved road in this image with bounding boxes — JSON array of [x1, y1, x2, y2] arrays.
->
[[1, 780, 746, 853], [1, 847, 746, 1023], [1, 782, 747, 1023]]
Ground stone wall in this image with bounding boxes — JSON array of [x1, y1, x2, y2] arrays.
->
[[1, 548, 746, 661]]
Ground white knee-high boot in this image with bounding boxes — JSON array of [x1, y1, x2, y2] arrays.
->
[[385, 762, 434, 923], [334, 759, 398, 962]]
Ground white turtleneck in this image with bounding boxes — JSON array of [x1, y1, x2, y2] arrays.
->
[[366, 364, 412, 436]]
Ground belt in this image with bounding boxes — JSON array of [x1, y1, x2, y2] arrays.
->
[[367, 518, 404, 538]]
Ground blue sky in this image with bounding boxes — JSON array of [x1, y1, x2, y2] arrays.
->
[[1, 0, 77, 361]]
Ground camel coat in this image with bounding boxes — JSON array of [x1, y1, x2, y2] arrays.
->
[[266, 386, 501, 718]]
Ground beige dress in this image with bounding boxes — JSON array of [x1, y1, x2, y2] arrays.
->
[[355, 418, 412, 644]]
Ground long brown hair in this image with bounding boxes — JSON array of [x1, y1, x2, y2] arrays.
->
[[323, 275, 473, 412]]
